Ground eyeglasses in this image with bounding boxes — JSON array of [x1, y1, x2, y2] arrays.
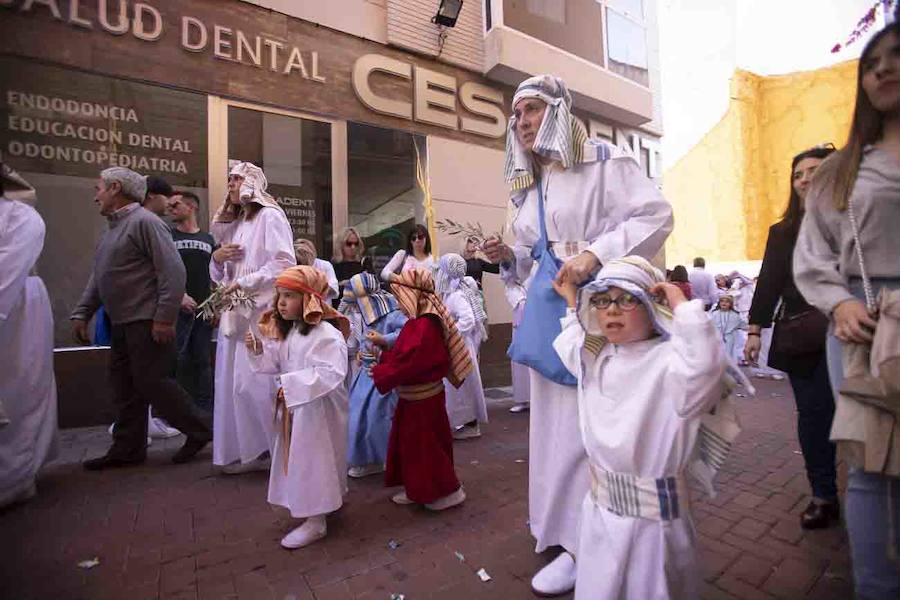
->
[[411, 233, 427, 241], [345, 241, 359, 247], [589, 292, 641, 312]]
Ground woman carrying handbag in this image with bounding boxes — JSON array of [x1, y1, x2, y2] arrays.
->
[[745, 144, 838, 530], [794, 22, 900, 600]]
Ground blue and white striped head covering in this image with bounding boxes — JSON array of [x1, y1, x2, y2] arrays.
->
[[436, 254, 488, 337], [576, 256, 672, 347], [344, 272, 398, 326], [504, 75, 596, 193]]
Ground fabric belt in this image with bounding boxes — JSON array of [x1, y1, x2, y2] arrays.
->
[[397, 381, 444, 401], [589, 463, 687, 521], [549, 240, 590, 261]]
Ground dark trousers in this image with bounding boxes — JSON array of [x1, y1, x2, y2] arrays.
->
[[108, 320, 211, 460], [175, 312, 214, 413], [788, 354, 838, 501]]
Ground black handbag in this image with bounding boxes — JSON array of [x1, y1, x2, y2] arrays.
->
[[770, 305, 829, 358]]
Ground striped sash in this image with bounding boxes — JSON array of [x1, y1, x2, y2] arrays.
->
[[589, 464, 687, 521], [397, 381, 444, 401]]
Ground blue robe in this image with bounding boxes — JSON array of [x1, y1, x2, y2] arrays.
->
[[347, 310, 407, 467]]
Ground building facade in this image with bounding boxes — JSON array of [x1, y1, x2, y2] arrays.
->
[[1, 0, 664, 418]]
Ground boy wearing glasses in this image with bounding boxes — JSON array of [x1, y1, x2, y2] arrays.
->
[[552, 256, 729, 600]]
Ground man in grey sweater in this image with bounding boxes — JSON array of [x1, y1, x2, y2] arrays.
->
[[71, 167, 211, 469]]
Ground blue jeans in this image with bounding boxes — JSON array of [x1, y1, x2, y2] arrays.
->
[[826, 277, 900, 599], [175, 311, 214, 413]]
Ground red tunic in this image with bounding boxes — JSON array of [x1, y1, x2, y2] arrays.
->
[[372, 315, 461, 504]]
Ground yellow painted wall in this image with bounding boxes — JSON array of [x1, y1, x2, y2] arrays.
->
[[663, 60, 858, 264]]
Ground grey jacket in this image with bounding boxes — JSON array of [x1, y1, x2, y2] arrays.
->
[[71, 203, 185, 325]]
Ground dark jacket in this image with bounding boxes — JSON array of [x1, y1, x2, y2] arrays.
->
[[748, 219, 825, 374]]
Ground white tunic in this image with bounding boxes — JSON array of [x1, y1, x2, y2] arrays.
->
[[442, 290, 488, 428], [0, 198, 58, 507], [503, 155, 673, 553], [553, 301, 725, 600], [249, 323, 349, 518], [381, 250, 435, 281], [210, 208, 296, 466]]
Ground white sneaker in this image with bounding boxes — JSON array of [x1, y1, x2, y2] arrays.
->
[[348, 463, 385, 478], [453, 424, 481, 440], [281, 516, 327, 549], [531, 551, 576, 597], [425, 486, 466, 511], [391, 490, 414, 505], [509, 402, 530, 413], [148, 416, 181, 439], [222, 456, 271, 475]]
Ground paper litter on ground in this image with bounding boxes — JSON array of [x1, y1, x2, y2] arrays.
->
[[77, 557, 100, 569], [476, 568, 491, 582]]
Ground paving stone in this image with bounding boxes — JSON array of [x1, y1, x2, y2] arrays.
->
[[1, 379, 851, 599]]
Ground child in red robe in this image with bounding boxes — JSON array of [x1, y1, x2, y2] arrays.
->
[[371, 268, 472, 510]]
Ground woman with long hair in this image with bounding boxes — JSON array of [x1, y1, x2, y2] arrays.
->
[[331, 227, 373, 303], [794, 23, 900, 598], [667, 264, 693, 300], [746, 144, 838, 532], [380, 224, 435, 281]]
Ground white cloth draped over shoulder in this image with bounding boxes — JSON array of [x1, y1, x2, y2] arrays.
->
[[0, 196, 58, 508], [442, 290, 488, 428], [380, 250, 435, 281], [209, 206, 296, 466], [249, 323, 349, 518]]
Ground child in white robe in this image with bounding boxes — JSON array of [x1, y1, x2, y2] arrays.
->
[[435, 254, 488, 439], [245, 265, 350, 550], [553, 256, 731, 600], [709, 294, 747, 361]]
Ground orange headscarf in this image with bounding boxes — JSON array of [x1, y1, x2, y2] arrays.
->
[[259, 265, 350, 340], [389, 268, 472, 388]]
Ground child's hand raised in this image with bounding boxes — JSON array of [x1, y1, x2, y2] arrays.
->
[[366, 330, 387, 348], [551, 279, 578, 309], [649, 283, 687, 310], [244, 331, 262, 355]]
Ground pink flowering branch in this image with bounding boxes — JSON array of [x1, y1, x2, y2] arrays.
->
[[832, 0, 896, 53]]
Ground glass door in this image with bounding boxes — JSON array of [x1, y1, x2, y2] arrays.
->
[[208, 98, 343, 259]]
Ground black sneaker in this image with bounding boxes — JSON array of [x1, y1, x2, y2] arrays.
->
[[83, 454, 145, 471], [172, 436, 210, 464], [800, 500, 840, 529]]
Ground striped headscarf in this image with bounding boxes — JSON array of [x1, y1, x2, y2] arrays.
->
[[435, 253, 488, 340], [345, 272, 399, 326], [576, 256, 672, 350], [504, 75, 607, 193], [389, 268, 473, 388], [259, 265, 350, 340]]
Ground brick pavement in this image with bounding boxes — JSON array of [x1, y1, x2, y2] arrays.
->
[[1, 378, 853, 600]]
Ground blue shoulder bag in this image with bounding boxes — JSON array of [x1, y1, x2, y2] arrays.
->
[[507, 180, 578, 387]]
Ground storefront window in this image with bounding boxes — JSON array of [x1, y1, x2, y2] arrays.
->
[[0, 57, 208, 347], [347, 122, 425, 274], [226, 106, 332, 256]]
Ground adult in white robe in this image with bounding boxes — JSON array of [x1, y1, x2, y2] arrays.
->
[[483, 75, 673, 596], [553, 259, 727, 600], [210, 162, 296, 471], [0, 166, 58, 508]]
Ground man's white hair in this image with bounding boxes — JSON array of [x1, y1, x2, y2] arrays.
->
[[100, 167, 146, 202]]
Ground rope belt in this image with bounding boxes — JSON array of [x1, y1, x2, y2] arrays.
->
[[397, 381, 444, 401], [589, 464, 688, 521], [275, 388, 290, 474]]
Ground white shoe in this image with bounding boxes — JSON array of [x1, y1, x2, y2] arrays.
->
[[348, 463, 385, 478], [509, 402, 530, 413], [281, 516, 327, 549], [425, 487, 466, 511], [531, 552, 576, 597], [391, 490, 414, 505], [453, 424, 481, 440], [222, 456, 271, 475], [148, 416, 181, 439]]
